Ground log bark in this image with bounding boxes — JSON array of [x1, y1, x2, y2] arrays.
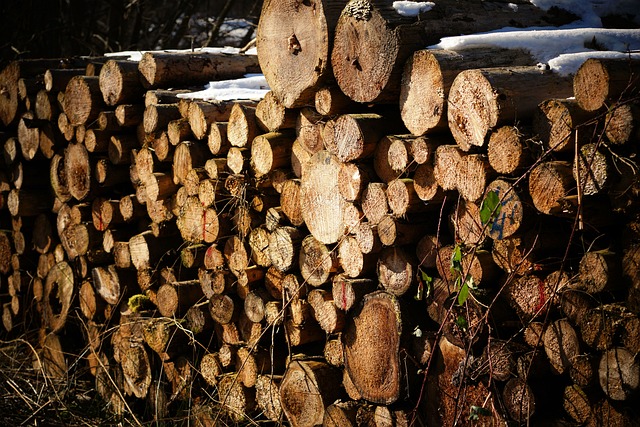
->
[[573, 57, 640, 112], [447, 67, 573, 151], [400, 48, 534, 135], [256, 0, 349, 108], [138, 51, 261, 89]]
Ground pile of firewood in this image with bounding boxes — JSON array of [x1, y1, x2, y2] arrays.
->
[[1, 0, 639, 425]]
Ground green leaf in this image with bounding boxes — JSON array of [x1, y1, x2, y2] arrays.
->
[[415, 280, 424, 301], [417, 269, 433, 300], [450, 245, 463, 274], [469, 405, 492, 420], [480, 190, 501, 225], [456, 315, 468, 330], [458, 280, 469, 306]]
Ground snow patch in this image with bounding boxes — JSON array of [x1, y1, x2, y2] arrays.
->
[[177, 74, 270, 102], [105, 46, 254, 62], [392, 1, 435, 17]]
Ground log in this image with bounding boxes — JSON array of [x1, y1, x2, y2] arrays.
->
[[256, 0, 349, 108], [327, 113, 402, 163], [543, 319, 580, 375], [487, 125, 532, 175], [17, 112, 41, 161], [578, 250, 620, 294], [300, 151, 347, 244], [533, 98, 596, 153], [338, 235, 376, 278], [605, 102, 640, 145], [43, 261, 74, 333], [573, 57, 640, 112], [447, 67, 573, 150], [228, 103, 259, 148], [138, 51, 261, 89], [400, 48, 534, 135], [268, 226, 304, 273], [299, 234, 338, 287], [256, 375, 284, 421], [98, 60, 144, 106], [483, 178, 529, 240], [295, 107, 325, 154], [143, 103, 181, 134], [156, 281, 203, 318], [573, 142, 609, 196], [115, 104, 144, 127], [599, 347, 640, 401], [315, 85, 359, 117], [308, 288, 345, 334], [250, 130, 296, 177], [187, 100, 239, 140], [528, 160, 574, 215], [172, 141, 209, 185], [63, 75, 105, 125], [217, 374, 257, 422], [503, 377, 535, 423], [331, 0, 574, 104], [361, 182, 388, 225], [343, 291, 402, 404], [255, 90, 298, 132]]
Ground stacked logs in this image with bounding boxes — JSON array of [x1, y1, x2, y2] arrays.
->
[[1, 0, 639, 425]]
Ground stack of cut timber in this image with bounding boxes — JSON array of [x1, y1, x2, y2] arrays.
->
[[0, 0, 639, 425]]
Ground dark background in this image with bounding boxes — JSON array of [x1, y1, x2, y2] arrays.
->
[[0, 0, 263, 67]]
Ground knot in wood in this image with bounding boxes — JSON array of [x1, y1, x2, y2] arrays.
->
[[345, 0, 372, 21], [288, 34, 302, 55]]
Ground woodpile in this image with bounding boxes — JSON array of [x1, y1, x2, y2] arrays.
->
[[1, 0, 639, 425]]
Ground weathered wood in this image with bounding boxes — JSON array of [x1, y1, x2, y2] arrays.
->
[[605, 102, 639, 145], [328, 113, 402, 163], [543, 319, 580, 375], [528, 160, 574, 215]]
